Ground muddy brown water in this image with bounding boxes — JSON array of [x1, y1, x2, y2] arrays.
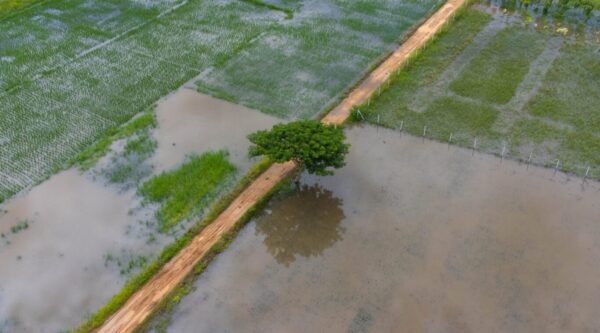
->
[[152, 90, 278, 173], [0, 90, 278, 332], [167, 125, 600, 333]]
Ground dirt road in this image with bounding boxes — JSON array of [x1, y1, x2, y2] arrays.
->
[[96, 0, 465, 331]]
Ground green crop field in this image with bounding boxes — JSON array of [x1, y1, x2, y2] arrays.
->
[[0, 0, 441, 203], [359, 6, 600, 179]]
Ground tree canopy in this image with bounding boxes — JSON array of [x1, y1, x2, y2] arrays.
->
[[248, 120, 350, 176]]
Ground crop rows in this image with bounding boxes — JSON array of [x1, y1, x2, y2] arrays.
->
[[0, 0, 441, 201], [361, 6, 600, 179], [196, 0, 438, 118]]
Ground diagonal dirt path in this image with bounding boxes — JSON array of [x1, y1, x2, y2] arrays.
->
[[95, 0, 465, 331]]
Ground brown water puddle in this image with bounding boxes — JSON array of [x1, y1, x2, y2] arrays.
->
[[0, 90, 278, 332], [167, 125, 600, 333], [152, 90, 279, 173]]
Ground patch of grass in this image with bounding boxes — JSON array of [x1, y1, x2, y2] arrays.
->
[[525, 43, 600, 132], [73, 157, 273, 333], [1, 0, 441, 203], [139, 151, 236, 232], [423, 97, 499, 137], [354, 9, 494, 137], [104, 253, 149, 277], [10, 219, 29, 234], [103, 133, 156, 186], [354, 8, 492, 119], [449, 26, 548, 104]]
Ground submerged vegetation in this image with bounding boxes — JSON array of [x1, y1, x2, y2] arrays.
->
[[73, 157, 273, 333], [139, 151, 236, 232], [10, 219, 29, 234], [73, 112, 157, 171]]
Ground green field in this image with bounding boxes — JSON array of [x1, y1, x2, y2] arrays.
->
[[359, 6, 600, 178], [0, 0, 441, 203]]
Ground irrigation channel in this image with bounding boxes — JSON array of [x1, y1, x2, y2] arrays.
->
[[163, 125, 600, 333], [92, 0, 473, 331]]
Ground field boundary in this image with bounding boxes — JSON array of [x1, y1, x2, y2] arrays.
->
[[90, 0, 467, 331]]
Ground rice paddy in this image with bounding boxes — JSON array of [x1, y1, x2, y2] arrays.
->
[[0, 0, 441, 203]]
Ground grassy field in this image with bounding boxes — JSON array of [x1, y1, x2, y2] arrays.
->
[[358, 6, 600, 179], [0, 0, 441, 203]]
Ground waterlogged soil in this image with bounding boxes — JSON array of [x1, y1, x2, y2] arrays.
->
[[166, 125, 600, 333], [0, 90, 278, 332]]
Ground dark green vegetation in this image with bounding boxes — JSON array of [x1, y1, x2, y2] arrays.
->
[[358, 6, 600, 178], [74, 157, 273, 333], [0, 0, 441, 203], [139, 151, 236, 232], [248, 120, 349, 176]]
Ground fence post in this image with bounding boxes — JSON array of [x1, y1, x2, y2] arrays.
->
[[356, 109, 365, 120]]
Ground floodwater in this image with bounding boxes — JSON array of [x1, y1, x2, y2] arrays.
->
[[152, 90, 279, 173], [0, 90, 278, 332], [167, 125, 600, 333]]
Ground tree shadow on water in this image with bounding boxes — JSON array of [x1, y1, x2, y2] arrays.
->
[[255, 184, 346, 267]]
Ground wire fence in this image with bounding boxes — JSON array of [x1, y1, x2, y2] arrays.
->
[[352, 109, 599, 182]]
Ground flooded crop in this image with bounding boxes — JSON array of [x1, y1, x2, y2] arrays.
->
[[0, 90, 278, 332], [158, 125, 600, 333]]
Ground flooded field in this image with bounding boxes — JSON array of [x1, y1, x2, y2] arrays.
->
[[0, 90, 277, 332], [164, 125, 600, 333]]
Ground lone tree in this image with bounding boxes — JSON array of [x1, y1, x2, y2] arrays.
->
[[248, 120, 350, 176]]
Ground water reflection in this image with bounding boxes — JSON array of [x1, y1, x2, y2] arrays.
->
[[255, 184, 345, 266]]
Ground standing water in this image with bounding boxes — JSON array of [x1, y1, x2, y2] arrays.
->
[[166, 125, 600, 333], [0, 90, 278, 332]]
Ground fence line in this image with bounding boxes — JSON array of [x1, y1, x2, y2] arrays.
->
[[354, 110, 598, 182]]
